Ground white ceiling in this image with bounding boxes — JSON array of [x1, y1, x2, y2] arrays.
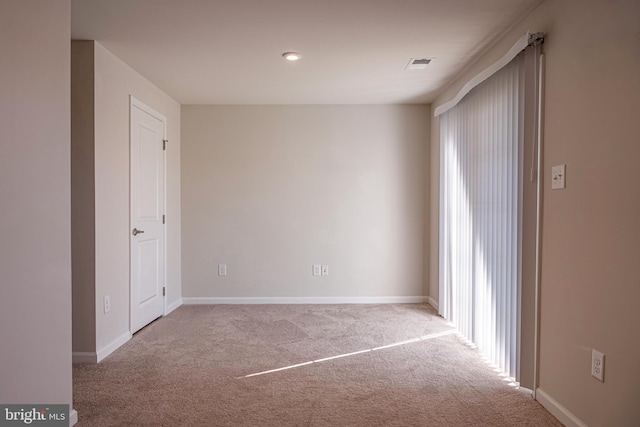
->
[[71, 0, 541, 105]]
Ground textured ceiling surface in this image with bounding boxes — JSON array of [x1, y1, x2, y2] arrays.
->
[[71, 0, 541, 104]]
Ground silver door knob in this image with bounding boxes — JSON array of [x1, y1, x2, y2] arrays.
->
[[132, 228, 145, 236]]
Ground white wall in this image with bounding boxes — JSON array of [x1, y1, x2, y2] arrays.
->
[[430, 0, 640, 425], [71, 41, 96, 355], [93, 42, 182, 352], [69, 42, 182, 358], [0, 0, 73, 411], [182, 105, 429, 301]]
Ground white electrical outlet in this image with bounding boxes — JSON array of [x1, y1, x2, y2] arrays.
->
[[592, 349, 605, 382], [321, 265, 329, 276], [103, 296, 110, 314], [312, 264, 322, 276], [218, 264, 227, 276], [551, 164, 566, 190]]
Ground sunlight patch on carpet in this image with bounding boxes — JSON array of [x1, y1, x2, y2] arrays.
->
[[238, 329, 457, 379]]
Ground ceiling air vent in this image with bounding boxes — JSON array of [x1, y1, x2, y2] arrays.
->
[[405, 58, 432, 70]]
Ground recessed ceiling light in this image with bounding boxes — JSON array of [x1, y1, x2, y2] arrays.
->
[[282, 52, 302, 61]]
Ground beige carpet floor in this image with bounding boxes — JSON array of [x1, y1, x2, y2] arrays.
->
[[73, 304, 562, 426]]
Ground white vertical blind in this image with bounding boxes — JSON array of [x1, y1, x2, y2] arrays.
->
[[439, 53, 524, 380]]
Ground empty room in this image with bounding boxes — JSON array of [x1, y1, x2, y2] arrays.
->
[[1, 0, 639, 426]]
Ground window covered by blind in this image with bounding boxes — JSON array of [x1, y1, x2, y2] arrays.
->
[[439, 52, 524, 380]]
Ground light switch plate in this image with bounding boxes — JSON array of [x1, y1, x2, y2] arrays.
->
[[551, 164, 566, 190], [218, 264, 227, 276], [313, 265, 322, 276]]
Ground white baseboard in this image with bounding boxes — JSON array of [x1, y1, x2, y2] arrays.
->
[[427, 296, 439, 311], [96, 331, 132, 363], [182, 296, 427, 305], [166, 298, 182, 314], [72, 352, 97, 364], [73, 330, 132, 364], [536, 388, 587, 427], [69, 409, 78, 426]]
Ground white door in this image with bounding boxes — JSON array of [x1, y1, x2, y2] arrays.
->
[[130, 98, 165, 334]]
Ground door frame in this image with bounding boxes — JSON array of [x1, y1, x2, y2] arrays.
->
[[129, 95, 168, 328]]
